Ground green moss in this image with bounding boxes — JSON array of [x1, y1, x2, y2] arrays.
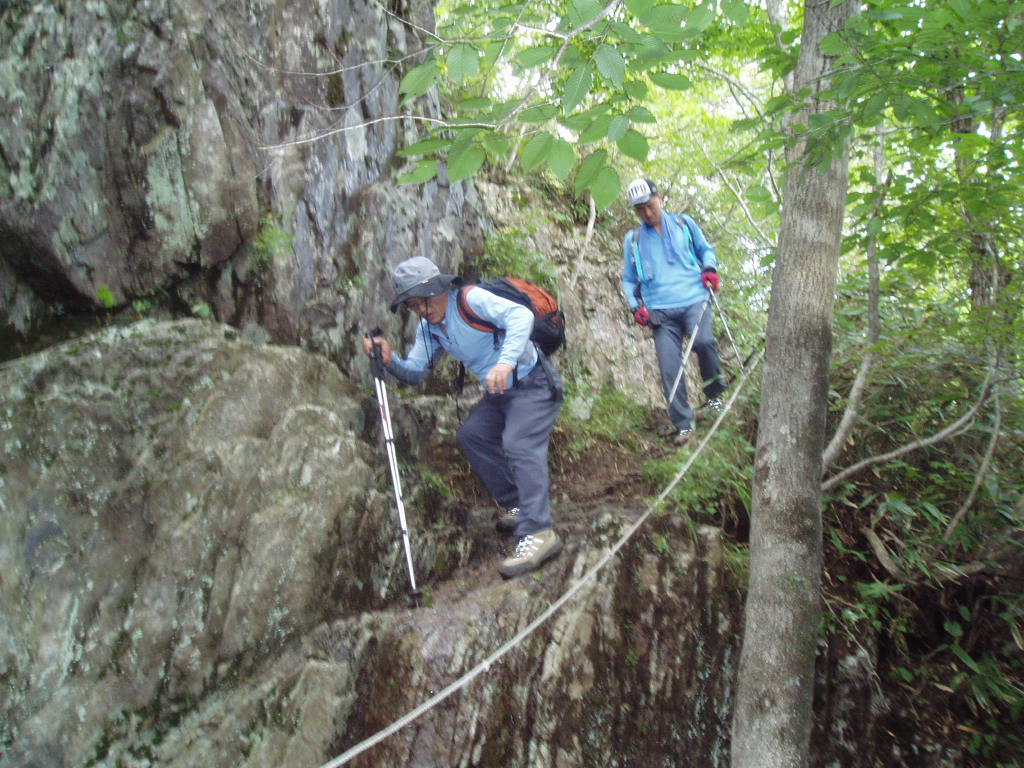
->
[[478, 226, 557, 290]]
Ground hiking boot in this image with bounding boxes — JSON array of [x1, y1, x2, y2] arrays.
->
[[498, 529, 563, 579], [706, 397, 724, 413], [496, 507, 520, 533], [674, 427, 693, 445], [656, 421, 678, 437]]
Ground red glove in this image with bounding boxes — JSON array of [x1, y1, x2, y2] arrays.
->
[[702, 269, 720, 292], [633, 307, 652, 327]]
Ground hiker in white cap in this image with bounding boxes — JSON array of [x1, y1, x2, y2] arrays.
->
[[622, 179, 726, 445], [363, 256, 564, 579]]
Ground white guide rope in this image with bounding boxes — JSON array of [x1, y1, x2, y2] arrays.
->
[[319, 349, 763, 768]]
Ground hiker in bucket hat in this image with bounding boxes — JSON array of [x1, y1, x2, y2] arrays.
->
[[622, 179, 727, 446], [363, 256, 564, 579]]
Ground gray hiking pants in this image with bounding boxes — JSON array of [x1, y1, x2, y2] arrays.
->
[[456, 360, 562, 538], [652, 300, 726, 431]]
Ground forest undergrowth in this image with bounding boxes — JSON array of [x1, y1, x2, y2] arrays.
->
[[422, 354, 1023, 765]]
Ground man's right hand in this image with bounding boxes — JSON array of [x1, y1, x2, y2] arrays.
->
[[633, 307, 652, 327], [362, 335, 393, 365]]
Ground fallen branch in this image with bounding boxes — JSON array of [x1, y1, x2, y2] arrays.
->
[[861, 526, 903, 579], [821, 370, 993, 492], [944, 385, 1002, 540]]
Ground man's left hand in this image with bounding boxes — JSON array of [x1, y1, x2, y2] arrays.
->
[[702, 269, 720, 292], [485, 363, 515, 394]]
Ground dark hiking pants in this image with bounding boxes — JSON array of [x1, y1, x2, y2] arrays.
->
[[652, 300, 726, 431], [456, 361, 562, 539]]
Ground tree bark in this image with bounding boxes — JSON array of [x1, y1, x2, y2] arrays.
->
[[730, 0, 859, 766]]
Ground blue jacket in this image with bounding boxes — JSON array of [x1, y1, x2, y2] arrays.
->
[[622, 212, 717, 311], [386, 287, 538, 387]]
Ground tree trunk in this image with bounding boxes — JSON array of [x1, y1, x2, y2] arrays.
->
[[730, 0, 859, 766]]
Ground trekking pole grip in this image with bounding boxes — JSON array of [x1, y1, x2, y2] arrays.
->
[[366, 327, 386, 378]]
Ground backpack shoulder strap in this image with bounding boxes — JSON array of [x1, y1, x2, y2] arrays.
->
[[630, 226, 647, 297], [672, 213, 707, 267], [456, 285, 502, 348]]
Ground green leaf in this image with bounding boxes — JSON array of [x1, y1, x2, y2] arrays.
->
[[819, 32, 846, 56], [944, 620, 964, 638], [624, 80, 649, 100], [611, 20, 644, 43], [579, 115, 613, 144], [635, 35, 671, 68], [548, 139, 575, 180], [520, 104, 559, 123], [893, 667, 914, 683], [397, 159, 439, 184], [447, 44, 480, 85], [574, 149, 608, 195], [520, 132, 554, 172], [563, 65, 593, 114], [516, 45, 556, 68], [722, 0, 748, 24], [608, 114, 630, 142], [643, 5, 689, 42], [481, 132, 512, 157], [908, 97, 937, 128], [950, 644, 981, 674], [651, 71, 693, 91], [595, 44, 626, 87], [481, 40, 504, 69], [626, 105, 657, 123], [447, 144, 486, 181], [687, 3, 715, 31], [449, 126, 483, 155], [625, 0, 657, 17], [591, 166, 621, 209], [458, 97, 492, 111], [397, 137, 452, 157], [746, 184, 773, 204], [568, 0, 603, 26], [862, 92, 887, 121], [399, 60, 439, 99], [617, 128, 649, 161]]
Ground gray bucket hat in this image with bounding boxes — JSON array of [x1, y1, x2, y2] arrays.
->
[[389, 256, 457, 312]]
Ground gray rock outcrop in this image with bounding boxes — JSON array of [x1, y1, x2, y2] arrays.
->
[[0, 0, 481, 363], [1, 319, 740, 766]]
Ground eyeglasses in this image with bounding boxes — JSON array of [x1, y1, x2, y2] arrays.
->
[[405, 296, 429, 313]]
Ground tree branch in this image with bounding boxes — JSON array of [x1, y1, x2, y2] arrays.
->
[[697, 143, 775, 250], [822, 138, 891, 469], [821, 370, 993, 492], [944, 382, 1002, 540]]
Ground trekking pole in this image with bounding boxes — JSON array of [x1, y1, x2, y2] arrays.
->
[[666, 293, 711, 407], [708, 290, 742, 374], [367, 329, 422, 599]]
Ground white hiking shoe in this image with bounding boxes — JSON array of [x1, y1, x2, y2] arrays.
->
[[706, 397, 724, 413], [498, 529, 563, 579], [496, 507, 520, 533], [674, 427, 693, 445]]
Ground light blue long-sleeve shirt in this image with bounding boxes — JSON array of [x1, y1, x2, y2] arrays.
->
[[386, 287, 537, 387], [622, 212, 717, 311]]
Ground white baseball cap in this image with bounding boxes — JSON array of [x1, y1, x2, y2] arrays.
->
[[626, 178, 659, 206]]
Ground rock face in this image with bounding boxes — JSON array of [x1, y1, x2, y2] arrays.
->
[[0, 319, 740, 766], [0, 0, 482, 363]]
